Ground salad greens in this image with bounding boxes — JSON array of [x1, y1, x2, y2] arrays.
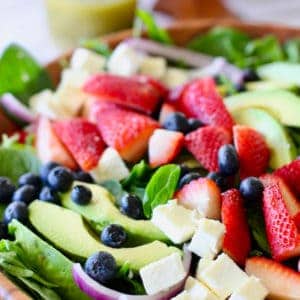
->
[[80, 39, 111, 58], [284, 38, 300, 63]]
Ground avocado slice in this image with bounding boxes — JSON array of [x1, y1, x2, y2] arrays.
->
[[225, 89, 300, 127], [61, 182, 168, 245], [246, 80, 295, 91], [29, 201, 179, 272], [232, 108, 296, 169]]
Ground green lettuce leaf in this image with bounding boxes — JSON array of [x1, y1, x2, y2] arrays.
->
[[284, 38, 300, 63], [80, 39, 111, 57]]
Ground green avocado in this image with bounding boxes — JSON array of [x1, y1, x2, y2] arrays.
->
[[225, 89, 300, 127], [29, 201, 180, 272], [245, 80, 295, 91], [232, 108, 296, 169], [61, 182, 168, 245]]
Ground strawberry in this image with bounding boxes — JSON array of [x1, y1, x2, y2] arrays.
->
[[83, 74, 162, 114], [158, 103, 177, 124], [233, 125, 270, 179], [90, 101, 159, 162], [176, 178, 221, 219], [36, 117, 77, 170], [184, 126, 232, 172], [246, 256, 300, 299], [53, 118, 105, 171], [148, 129, 184, 168], [178, 78, 234, 131], [221, 189, 251, 266], [0, 107, 18, 135]]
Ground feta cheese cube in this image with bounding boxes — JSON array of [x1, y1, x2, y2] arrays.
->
[[59, 68, 90, 89], [196, 258, 214, 282], [70, 48, 106, 74], [229, 276, 268, 300], [163, 67, 189, 88], [200, 253, 249, 300], [188, 219, 225, 259], [151, 201, 200, 244], [139, 56, 167, 79], [185, 277, 219, 300], [171, 291, 191, 300], [140, 253, 186, 295], [90, 147, 129, 182]]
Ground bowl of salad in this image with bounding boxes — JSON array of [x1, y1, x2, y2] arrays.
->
[[2, 14, 300, 299]]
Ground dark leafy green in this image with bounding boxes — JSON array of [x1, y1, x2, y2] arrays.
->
[[80, 39, 111, 57], [284, 38, 300, 63]]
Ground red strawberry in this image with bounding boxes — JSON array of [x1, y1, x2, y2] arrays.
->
[[53, 118, 105, 171], [178, 78, 234, 131], [36, 117, 77, 170], [0, 107, 19, 135], [83, 74, 161, 114], [233, 125, 270, 179], [246, 256, 300, 299], [221, 189, 251, 266], [158, 103, 177, 124], [90, 101, 159, 162], [148, 129, 184, 168], [176, 178, 221, 219], [184, 126, 232, 172]]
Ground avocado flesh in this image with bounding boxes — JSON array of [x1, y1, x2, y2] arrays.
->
[[29, 201, 179, 272], [246, 80, 295, 91], [225, 89, 300, 127], [61, 182, 168, 245], [232, 108, 296, 169]]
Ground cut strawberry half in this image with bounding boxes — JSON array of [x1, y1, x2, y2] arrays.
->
[[158, 103, 177, 124], [90, 101, 159, 162], [83, 74, 162, 114], [178, 78, 234, 131], [53, 118, 105, 171], [184, 126, 232, 172], [36, 117, 77, 170], [176, 178, 221, 219], [246, 256, 300, 299], [221, 189, 251, 266], [0, 106, 19, 135], [148, 129, 184, 168], [233, 125, 270, 179]]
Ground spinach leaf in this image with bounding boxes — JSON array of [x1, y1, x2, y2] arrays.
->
[[80, 39, 111, 57], [0, 44, 52, 104], [284, 38, 300, 63], [143, 164, 180, 218]]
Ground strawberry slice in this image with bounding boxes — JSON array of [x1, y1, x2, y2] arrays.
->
[[246, 256, 300, 299], [233, 125, 270, 179], [148, 129, 184, 168], [90, 101, 159, 162], [221, 189, 251, 266], [184, 126, 232, 172], [158, 103, 177, 124], [178, 78, 234, 131], [53, 118, 105, 171], [83, 74, 162, 114], [0, 106, 19, 135], [36, 117, 77, 170]]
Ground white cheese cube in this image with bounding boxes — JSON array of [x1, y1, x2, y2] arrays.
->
[[140, 253, 186, 295], [90, 147, 129, 182], [59, 68, 90, 89], [195, 258, 213, 282], [200, 253, 249, 300], [70, 48, 106, 74], [185, 277, 219, 300], [171, 291, 191, 300], [151, 201, 200, 244], [188, 219, 225, 259], [163, 67, 189, 88], [139, 56, 167, 79], [229, 276, 268, 300]]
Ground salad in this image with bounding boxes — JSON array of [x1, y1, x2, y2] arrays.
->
[[1, 11, 300, 300]]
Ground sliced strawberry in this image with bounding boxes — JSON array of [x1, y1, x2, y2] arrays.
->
[[184, 126, 232, 172], [233, 125, 270, 179], [158, 103, 177, 124], [246, 256, 300, 299], [221, 189, 251, 266], [90, 101, 159, 162], [0, 106, 19, 135], [83, 74, 161, 114], [176, 178, 221, 219], [178, 78, 234, 131], [36, 117, 77, 170], [53, 118, 105, 171]]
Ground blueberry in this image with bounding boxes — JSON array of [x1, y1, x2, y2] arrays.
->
[[179, 164, 190, 178], [207, 172, 230, 192], [178, 172, 201, 189], [243, 69, 259, 82], [120, 194, 143, 220], [235, 83, 246, 92], [218, 144, 239, 176], [84, 251, 117, 283], [47, 167, 73, 192], [3, 202, 28, 225], [0, 222, 8, 239], [39, 187, 60, 205], [71, 185, 92, 205], [12, 185, 37, 205], [18, 173, 42, 193], [187, 118, 203, 132], [40, 162, 60, 183], [163, 112, 190, 133], [101, 224, 127, 248], [240, 177, 264, 202], [73, 171, 94, 183], [0, 177, 15, 204]]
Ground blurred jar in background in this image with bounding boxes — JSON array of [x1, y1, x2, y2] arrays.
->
[[45, 0, 137, 49]]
